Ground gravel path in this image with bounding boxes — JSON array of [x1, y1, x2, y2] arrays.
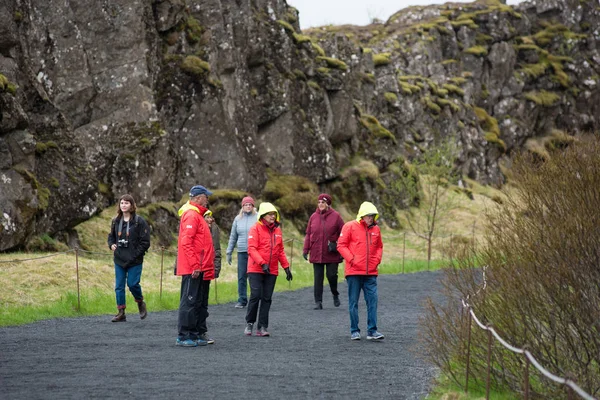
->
[[0, 271, 444, 399]]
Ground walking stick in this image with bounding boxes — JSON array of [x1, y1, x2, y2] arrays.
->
[[289, 238, 294, 288], [214, 277, 218, 304]]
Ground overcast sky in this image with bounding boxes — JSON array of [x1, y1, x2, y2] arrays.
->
[[289, 0, 523, 29]]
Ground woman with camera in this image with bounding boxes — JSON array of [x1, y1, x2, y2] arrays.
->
[[107, 194, 151, 322], [302, 193, 345, 310]]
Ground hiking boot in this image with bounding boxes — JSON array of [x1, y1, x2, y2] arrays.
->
[[176, 338, 198, 347], [111, 309, 126, 322], [234, 302, 246, 309], [313, 302, 323, 310], [137, 301, 147, 320], [351, 332, 361, 340], [366, 331, 385, 340], [333, 295, 340, 307], [198, 333, 214, 344], [256, 327, 270, 337], [244, 323, 253, 336]]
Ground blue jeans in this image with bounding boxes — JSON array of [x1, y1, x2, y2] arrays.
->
[[346, 275, 378, 335], [115, 263, 143, 308], [237, 252, 249, 305]]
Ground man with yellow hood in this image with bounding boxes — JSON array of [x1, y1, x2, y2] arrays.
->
[[337, 201, 385, 341]]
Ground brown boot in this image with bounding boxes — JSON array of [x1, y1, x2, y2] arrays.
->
[[111, 309, 126, 322], [137, 301, 147, 320]]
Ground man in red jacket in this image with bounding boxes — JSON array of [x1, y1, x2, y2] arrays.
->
[[337, 201, 385, 341], [175, 185, 215, 347]]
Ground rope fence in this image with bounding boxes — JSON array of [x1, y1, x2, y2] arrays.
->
[[461, 267, 596, 400]]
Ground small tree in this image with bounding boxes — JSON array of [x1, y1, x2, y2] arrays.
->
[[397, 139, 459, 267]]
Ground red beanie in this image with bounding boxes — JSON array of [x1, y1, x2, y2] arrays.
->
[[242, 196, 255, 206], [318, 193, 332, 205]]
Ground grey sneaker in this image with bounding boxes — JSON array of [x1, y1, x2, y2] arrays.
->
[[351, 332, 361, 340], [366, 331, 384, 340], [244, 323, 253, 336], [256, 327, 270, 337], [198, 333, 215, 344], [234, 302, 246, 309]]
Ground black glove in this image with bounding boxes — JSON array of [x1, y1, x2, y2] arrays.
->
[[285, 268, 293, 281], [302, 253, 308, 261], [261, 264, 270, 274]]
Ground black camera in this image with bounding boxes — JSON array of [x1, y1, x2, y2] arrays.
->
[[118, 239, 129, 248]]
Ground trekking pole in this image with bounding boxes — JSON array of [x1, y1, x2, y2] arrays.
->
[[214, 277, 218, 303], [289, 238, 294, 288]]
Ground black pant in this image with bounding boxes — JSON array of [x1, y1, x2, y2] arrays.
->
[[313, 263, 340, 303], [177, 274, 208, 340], [246, 273, 277, 329]]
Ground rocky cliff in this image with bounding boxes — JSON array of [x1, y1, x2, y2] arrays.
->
[[0, 0, 598, 251]]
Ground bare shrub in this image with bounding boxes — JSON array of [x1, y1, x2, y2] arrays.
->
[[422, 136, 600, 398]]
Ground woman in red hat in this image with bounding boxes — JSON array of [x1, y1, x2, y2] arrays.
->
[[302, 193, 345, 309]]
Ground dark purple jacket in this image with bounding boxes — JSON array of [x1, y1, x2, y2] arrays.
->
[[303, 207, 344, 264]]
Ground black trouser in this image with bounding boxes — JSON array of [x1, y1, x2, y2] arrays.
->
[[177, 274, 208, 341], [313, 263, 340, 303], [198, 279, 211, 335], [246, 273, 277, 329]]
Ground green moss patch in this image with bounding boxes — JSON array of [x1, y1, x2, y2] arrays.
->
[[359, 115, 397, 143], [464, 45, 488, 56], [180, 56, 211, 76], [316, 56, 348, 71], [524, 90, 560, 106], [276, 20, 295, 33], [373, 52, 391, 66], [384, 92, 398, 103], [474, 107, 505, 152]]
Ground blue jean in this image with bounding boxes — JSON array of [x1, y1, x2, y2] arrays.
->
[[346, 275, 378, 335], [237, 252, 249, 305], [115, 263, 143, 309]]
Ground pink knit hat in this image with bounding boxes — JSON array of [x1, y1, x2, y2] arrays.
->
[[241, 196, 255, 207]]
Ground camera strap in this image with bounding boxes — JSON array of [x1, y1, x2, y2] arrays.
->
[[117, 218, 130, 238]]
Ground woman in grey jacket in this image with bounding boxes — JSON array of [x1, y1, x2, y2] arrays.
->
[[226, 196, 257, 308]]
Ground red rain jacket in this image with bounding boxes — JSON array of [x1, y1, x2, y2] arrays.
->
[[337, 219, 383, 276], [247, 220, 289, 275], [176, 201, 215, 279]]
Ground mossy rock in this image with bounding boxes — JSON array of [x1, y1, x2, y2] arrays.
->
[[292, 33, 311, 44], [373, 53, 391, 67], [25, 234, 69, 252], [359, 115, 397, 143], [384, 92, 398, 104], [360, 72, 376, 84], [180, 56, 211, 76], [185, 17, 204, 44], [464, 46, 488, 56], [310, 42, 326, 57], [422, 96, 441, 114], [98, 182, 111, 195], [442, 83, 465, 96], [316, 56, 348, 71], [262, 171, 318, 232], [524, 90, 560, 106], [450, 19, 478, 29], [276, 20, 295, 33], [293, 69, 307, 81], [307, 80, 321, 90], [316, 67, 330, 75]]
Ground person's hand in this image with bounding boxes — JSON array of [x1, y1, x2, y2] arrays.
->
[[111, 244, 117, 251], [192, 270, 201, 279], [261, 264, 270, 274], [285, 268, 293, 281], [302, 253, 308, 261], [226, 253, 232, 265]]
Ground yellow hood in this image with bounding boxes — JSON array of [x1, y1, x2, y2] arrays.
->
[[356, 201, 379, 222], [178, 201, 200, 217], [257, 202, 280, 222]]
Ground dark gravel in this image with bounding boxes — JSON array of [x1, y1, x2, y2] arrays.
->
[[0, 271, 444, 399]]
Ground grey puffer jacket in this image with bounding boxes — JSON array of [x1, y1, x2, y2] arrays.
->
[[226, 211, 257, 254]]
